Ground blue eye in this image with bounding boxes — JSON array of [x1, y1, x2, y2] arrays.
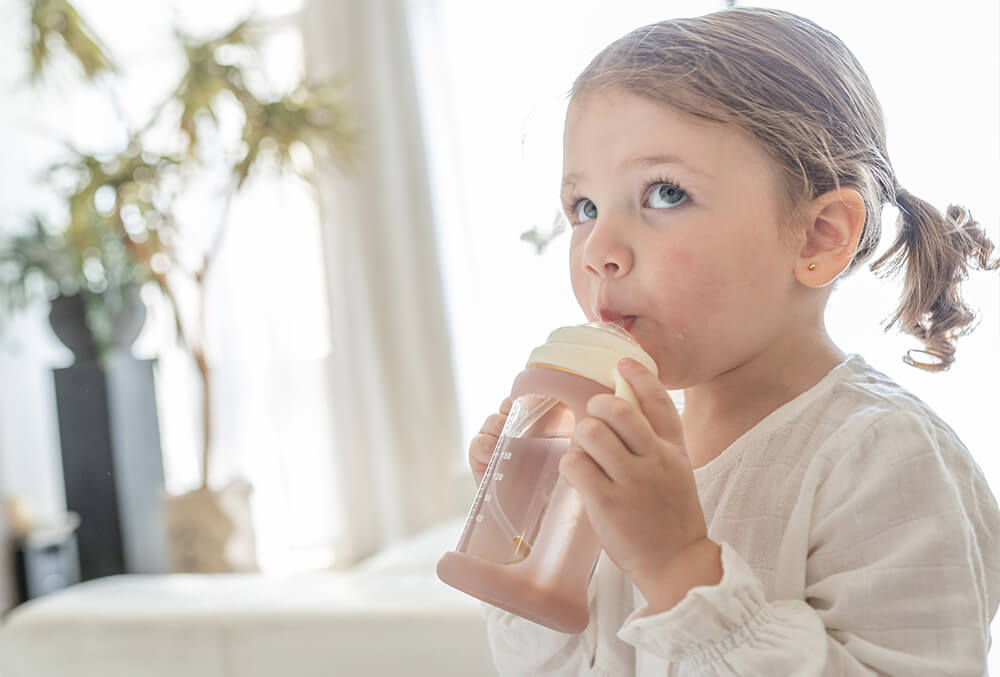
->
[[575, 199, 598, 224], [648, 183, 688, 208]]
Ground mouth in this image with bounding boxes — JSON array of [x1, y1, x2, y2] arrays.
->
[[598, 309, 637, 333]]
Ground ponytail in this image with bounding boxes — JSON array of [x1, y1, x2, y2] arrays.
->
[[869, 188, 999, 371]]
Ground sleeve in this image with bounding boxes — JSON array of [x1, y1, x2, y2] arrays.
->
[[483, 551, 636, 676], [615, 410, 1000, 676]]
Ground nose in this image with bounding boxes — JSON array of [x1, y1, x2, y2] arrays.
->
[[581, 216, 633, 279]]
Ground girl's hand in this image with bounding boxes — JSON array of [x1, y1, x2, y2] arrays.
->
[[469, 397, 514, 487], [559, 357, 721, 611]]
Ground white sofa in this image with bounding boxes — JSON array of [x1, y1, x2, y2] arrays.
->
[[0, 518, 496, 677]]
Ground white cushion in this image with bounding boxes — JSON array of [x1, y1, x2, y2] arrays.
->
[[0, 519, 494, 677], [357, 516, 465, 574]]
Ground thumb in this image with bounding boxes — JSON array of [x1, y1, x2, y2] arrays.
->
[[618, 357, 682, 442]]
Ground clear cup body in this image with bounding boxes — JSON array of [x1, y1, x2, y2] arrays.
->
[[437, 366, 610, 633], [456, 393, 572, 565]]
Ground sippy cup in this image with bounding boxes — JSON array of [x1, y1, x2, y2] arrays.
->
[[437, 321, 659, 634]]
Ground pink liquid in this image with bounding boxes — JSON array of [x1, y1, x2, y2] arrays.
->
[[439, 436, 601, 633], [458, 436, 565, 563]]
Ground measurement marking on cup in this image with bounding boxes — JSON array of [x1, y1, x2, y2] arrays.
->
[[456, 435, 510, 550], [493, 472, 504, 481]]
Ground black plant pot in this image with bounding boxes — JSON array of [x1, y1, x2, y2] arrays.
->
[[48, 293, 98, 363], [48, 286, 146, 363], [110, 285, 147, 351]]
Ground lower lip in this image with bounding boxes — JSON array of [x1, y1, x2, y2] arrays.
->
[[622, 316, 637, 332]]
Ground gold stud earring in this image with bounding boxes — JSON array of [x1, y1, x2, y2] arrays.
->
[[808, 263, 817, 271]]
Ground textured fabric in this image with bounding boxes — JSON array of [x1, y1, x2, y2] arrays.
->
[[484, 354, 1000, 676], [300, 0, 465, 564]]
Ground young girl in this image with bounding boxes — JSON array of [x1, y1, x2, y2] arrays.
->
[[468, 8, 999, 675]]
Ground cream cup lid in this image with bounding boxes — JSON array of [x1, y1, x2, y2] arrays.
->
[[525, 322, 658, 399]]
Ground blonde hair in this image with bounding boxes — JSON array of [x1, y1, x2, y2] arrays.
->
[[571, 7, 998, 371]]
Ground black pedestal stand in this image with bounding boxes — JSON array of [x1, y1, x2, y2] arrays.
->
[[49, 292, 168, 581]]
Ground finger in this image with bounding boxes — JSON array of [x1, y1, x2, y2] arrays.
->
[[480, 411, 509, 438], [617, 357, 682, 442], [572, 412, 633, 480], [475, 398, 515, 452], [558, 444, 611, 496], [468, 433, 497, 474], [469, 398, 514, 477], [585, 391, 659, 462]]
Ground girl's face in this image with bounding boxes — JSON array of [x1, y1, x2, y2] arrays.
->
[[563, 88, 808, 388]]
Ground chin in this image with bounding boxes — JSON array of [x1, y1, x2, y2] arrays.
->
[[635, 337, 687, 388], [630, 333, 666, 375]]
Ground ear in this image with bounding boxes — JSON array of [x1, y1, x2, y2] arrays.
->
[[795, 188, 866, 288]]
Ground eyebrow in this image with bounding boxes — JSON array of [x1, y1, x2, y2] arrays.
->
[[562, 154, 711, 191]]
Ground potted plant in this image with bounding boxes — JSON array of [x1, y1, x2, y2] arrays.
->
[[0, 0, 355, 572]]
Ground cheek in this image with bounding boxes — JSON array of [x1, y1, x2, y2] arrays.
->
[[659, 244, 696, 278], [647, 243, 745, 333], [667, 246, 789, 335], [650, 243, 706, 303]]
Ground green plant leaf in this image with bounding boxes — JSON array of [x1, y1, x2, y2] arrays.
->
[[28, 0, 116, 81]]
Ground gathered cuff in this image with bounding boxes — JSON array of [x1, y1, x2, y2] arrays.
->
[[616, 542, 771, 664]]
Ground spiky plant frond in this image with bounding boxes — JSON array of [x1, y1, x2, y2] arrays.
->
[[28, 0, 116, 81]]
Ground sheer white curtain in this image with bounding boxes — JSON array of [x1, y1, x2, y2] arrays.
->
[[300, 0, 465, 565]]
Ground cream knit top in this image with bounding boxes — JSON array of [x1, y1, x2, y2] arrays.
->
[[483, 354, 1000, 675]]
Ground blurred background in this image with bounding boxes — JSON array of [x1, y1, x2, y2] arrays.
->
[[0, 0, 996, 673]]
